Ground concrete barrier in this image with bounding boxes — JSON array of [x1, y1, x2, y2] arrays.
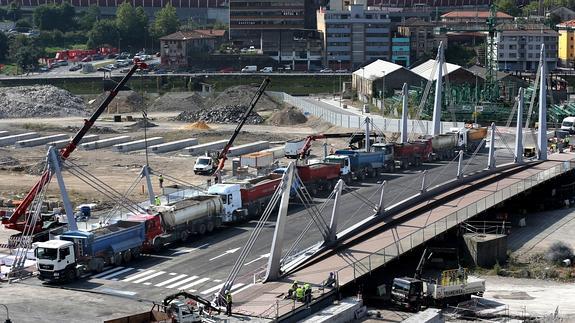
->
[[46, 134, 99, 149], [80, 136, 131, 150], [185, 140, 228, 156], [150, 138, 198, 154], [112, 137, 164, 152], [15, 134, 69, 148], [261, 145, 285, 159], [0, 132, 39, 147], [228, 141, 270, 157], [300, 297, 364, 323]]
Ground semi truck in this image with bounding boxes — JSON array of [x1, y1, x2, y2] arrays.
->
[[126, 195, 224, 252], [207, 173, 282, 222], [35, 220, 146, 282]]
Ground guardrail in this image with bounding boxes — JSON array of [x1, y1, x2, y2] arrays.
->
[[268, 91, 465, 134], [334, 160, 575, 284]]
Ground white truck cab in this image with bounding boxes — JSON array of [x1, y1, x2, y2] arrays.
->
[[207, 183, 244, 222], [561, 116, 575, 134], [194, 156, 216, 175], [35, 239, 76, 281], [324, 155, 352, 177]]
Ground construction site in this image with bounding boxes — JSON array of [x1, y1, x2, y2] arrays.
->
[[0, 42, 575, 323]]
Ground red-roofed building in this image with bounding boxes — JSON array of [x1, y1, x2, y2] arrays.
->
[[159, 30, 227, 68], [441, 11, 514, 24]]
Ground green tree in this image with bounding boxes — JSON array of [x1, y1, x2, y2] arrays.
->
[[9, 35, 43, 73], [115, 3, 148, 50], [150, 4, 180, 39], [213, 20, 228, 30], [15, 19, 32, 28], [7, 0, 21, 21], [33, 3, 76, 31], [0, 7, 7, 20], [0, 32, 8, 61], [87, 19, 119, 49], [78, 5, 100, 31], [495, 0, 521, 17]]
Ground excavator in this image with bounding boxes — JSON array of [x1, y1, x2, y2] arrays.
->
[[1, 60, 148, 240]]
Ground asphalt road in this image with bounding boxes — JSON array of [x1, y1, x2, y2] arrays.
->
[[22, 147, 516, 304]]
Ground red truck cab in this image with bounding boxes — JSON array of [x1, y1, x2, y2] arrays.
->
[[126, 213, 163, 252]]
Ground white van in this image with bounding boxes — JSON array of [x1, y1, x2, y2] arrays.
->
[[241, 65, 257, 72], [561, 116, 575, 133]]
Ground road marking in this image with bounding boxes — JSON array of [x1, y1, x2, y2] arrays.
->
[[144, 282, 152, 285], [122, 270, 156, 282], [171, 243, 210, 255], [101, 267, 136, 280], [165, 276, 199, 289], [92, 266, 124, 279], [180, 277, 210, 290], [213, 279, 222, 283], [155, 274, 187, 287], [201, 283, 225, 295], [209, 247, 240, 261], [232, 283, 253, 296], [244, 253, 270, 266], [169, 273, 177, 276], [132, 271, 166, 284]]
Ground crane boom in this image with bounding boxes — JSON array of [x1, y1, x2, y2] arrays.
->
[[3, 61, 148, 232], [298, 132, 381, 159], [214, 78, 271, 174]]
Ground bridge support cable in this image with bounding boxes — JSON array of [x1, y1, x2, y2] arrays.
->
[[326, 179, 344, 243], [424, 152, 462, 189], [8, 157, 51, 281], [487, 123, 497, 169], [292, 174, 331, 239], [504, 97, 519, 128], [515, 88, 525, 163], [63, 159, 145, 215], [461, 138, 487, 175], [412, 52, 439, 138], [102, 172, 145, 223], [217, 165, 288, 303], [47, 147, 76, 231], [442, 54, 458, 127], [377, 181, 386, 215], [265, 162, 297, 282], [149, 169, 208, 194]]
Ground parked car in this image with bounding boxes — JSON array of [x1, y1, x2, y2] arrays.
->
[[105, 64, 116, 70], [335, 69, 348, 73], [120, 68, 131, 73], [260, 67, 273, 73], [219, 67, 234, 73], [81, 56, 93, 62], [92, 54, 104, 60], [97, 67, 111, 72], [39, 66, 49, 72], [320, 68, 333, 73], [69, 64, 82, 71]]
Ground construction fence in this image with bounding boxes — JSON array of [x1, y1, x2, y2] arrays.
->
[[269, 92, 465, 135]]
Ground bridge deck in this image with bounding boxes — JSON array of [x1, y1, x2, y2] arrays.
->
[[233, 153, 575, 319]]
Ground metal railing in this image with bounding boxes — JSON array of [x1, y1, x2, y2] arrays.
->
[[334, 160, 575, 285], [268, 91, 465, 134]]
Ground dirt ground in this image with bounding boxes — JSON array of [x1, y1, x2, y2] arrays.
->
[[0, 111, 352, 206]]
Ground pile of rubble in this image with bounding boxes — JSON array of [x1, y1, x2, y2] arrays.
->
[[100, 91, 143, 113], [0, 85, 87, 118], [150, 92, 205, 112], [267, 107, 307, 126], [176, 105, 264, 124], [206, 85, 280, 111]]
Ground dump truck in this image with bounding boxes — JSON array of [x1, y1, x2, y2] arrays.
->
[[371, 140, 432, 170], [297, 163, 342, 195], [35, 220, 146, 282], [454, 126, 487, 152], [207, 173, 282, 222], [324, 149, 390, 181], [429, 133, 459, 160], [126, 195, 224, 252]]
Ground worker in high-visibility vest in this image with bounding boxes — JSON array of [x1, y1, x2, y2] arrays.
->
[[288, 280, 298, 299], [154, 196, 161, 206], [303, 283, 312, 304], [225, 290, 233, 316], [295, 286, 304, 302]]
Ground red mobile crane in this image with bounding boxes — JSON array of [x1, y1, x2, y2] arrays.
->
[[2, 60, 148, 234]]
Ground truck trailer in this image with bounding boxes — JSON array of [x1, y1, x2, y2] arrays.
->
[[296, 163, 341, 195], [127, 195, 224, 252], [35, 220, 146, 282], [207, 173, 282, 222], [325, 149, 392, 181]]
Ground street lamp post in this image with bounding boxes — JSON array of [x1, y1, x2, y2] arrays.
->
[[0, 304, 11, 323]]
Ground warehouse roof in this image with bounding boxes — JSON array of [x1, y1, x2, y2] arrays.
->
[[410, 59, 462, 81], [441, 11, 513, 19], [352, 60, 406, 81]]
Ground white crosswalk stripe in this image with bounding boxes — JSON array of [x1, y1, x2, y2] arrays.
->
[[92, 266, 124, 279], [100, 267, 136, 280], [165, 276, 199, 289], [180, 277, 210, 290], [232, 283, 253, 296], [132, 271, 166, 284], [201, 283, 224, 295], [155, 274, 188, 287], [123, 270, 155, 282]]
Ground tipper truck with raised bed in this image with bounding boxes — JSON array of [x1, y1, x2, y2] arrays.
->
[[207, 173, 282, 222], [325, 149, 393, 181], [35, 220, 145, 282], [126, 195, 224, 252]]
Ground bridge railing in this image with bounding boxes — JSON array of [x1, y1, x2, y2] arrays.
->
[[267, 91, 464, 134], [336, 160, 575, 284]]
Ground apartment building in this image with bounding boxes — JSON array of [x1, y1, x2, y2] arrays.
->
[[317, 0, 392, 70], [557, 19, 575, 67], [397, 18, 446, 64], [496, 24, 558, 72]]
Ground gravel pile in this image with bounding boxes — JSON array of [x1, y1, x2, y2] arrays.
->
[[98, 90, 143, 113], [206, 85, 279, 111], [127, 119, 158, 130], [268, 107, 307, 126], [0, 156, 19, 166], [150, 92, 205, 112], [176, 105, 264, 124], [0, 85, 87, 118]]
